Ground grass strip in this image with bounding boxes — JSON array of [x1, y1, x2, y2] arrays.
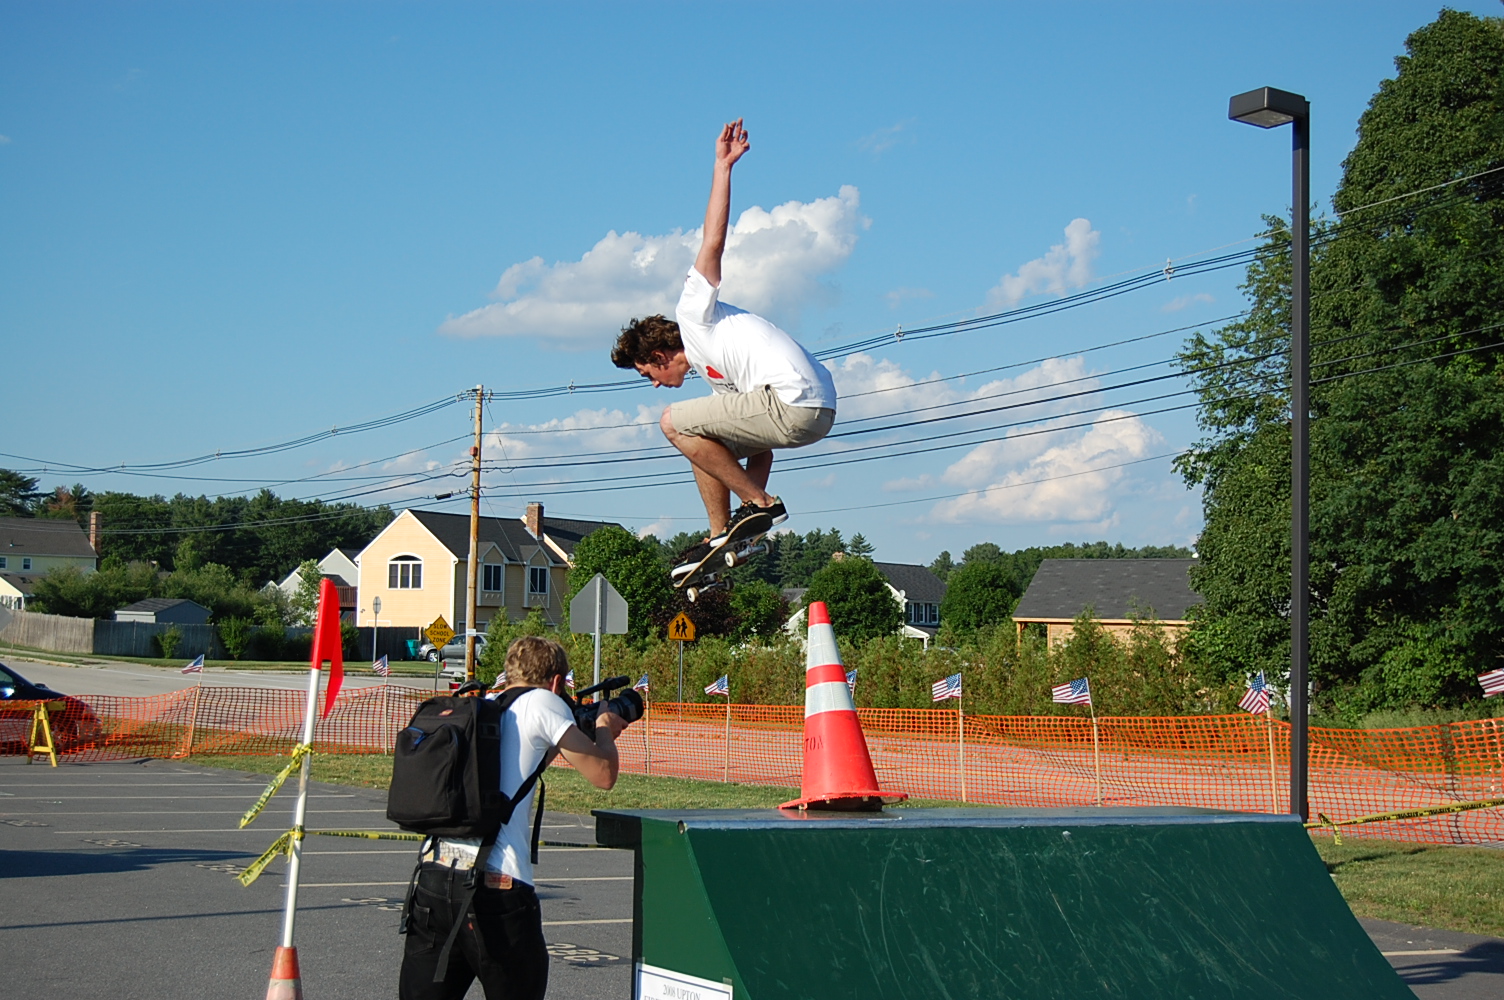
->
[[1313, 836, 1504, 938]]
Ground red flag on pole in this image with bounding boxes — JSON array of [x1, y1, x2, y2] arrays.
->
[[311, 578, 345, 718]]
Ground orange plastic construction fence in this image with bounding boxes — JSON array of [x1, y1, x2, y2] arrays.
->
[[7, 687, 1501, 845]]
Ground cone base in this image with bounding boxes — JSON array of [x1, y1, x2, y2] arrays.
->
[[778, 789, 908, 811], [267, 946, 303, 1000]]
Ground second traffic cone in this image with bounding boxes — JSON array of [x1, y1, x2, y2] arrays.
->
[[266, 945, 303, 1000], [780, 601, 907, 810]]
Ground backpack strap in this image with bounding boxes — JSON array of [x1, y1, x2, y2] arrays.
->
[[430, 830, 499, 982]]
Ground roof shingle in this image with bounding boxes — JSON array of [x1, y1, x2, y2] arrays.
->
[[1012, 559, 1200, 622]]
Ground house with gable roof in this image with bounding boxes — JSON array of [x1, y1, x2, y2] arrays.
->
[[354, 503, 619, 633], [0, 516, 99, 610], [1011, 558, 1200, 646]]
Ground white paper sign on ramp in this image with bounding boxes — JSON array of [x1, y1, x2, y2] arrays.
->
[[635, 962, 732, 1000]]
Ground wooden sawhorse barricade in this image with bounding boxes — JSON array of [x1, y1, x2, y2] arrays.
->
[[26, 700, 66, 767]]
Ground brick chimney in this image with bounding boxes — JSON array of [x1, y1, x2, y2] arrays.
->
[[88, 511, 102, 564], [524, 502, 544, 540], [831, 551, 847, 562]]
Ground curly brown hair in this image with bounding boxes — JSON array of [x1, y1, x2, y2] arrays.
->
[[610, 315, 683, 369], [503, 636, 570, 687]]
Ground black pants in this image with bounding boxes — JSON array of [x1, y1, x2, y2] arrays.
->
[[399, 865, 549, 1000]]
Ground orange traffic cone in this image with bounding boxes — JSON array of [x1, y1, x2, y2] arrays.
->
[[780, 601, 907, 810], [266, 945, 303, 1000]]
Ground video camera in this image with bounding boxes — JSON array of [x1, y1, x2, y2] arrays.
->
[[568, 675, 646, 738]]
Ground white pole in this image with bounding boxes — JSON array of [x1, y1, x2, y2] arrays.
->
[[1090, 705, 1103, 808], [1266, 711, 1280, 813], [279, 665, 321, 948], [592, 577, 603, 687], [958, 697, 966, 804], [723, 693, 731, 783]]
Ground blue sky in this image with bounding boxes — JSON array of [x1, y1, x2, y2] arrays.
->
[[2, 2, 1493, 566]]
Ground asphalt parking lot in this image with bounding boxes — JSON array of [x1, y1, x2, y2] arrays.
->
[[0, 756, 632, 999], [3, 753, 1503, 999]]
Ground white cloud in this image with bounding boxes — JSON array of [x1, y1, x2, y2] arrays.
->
[[883, 286, 933, 309], [484, 404, 664, 461], [0, 135, 11, 145], [830, 352, 1092, 422], [1162, 292, 1214, 313], [857, 119, 916, 156], [985, 218, 1101, 309], [439, 186, 867, 345], [925, 410, 1163, 524]]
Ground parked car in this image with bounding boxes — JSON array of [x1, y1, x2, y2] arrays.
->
[[416, 635, 489, 664], [0, 662, 105, 753]]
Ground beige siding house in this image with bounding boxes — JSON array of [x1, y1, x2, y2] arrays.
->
[[0, 517, 98, 610], [355, 505, 617, 633], [1012, 559, 1200, 645]]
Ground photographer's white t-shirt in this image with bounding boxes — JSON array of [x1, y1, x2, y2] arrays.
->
[[675, 267, 837, 410], [433, 688, 574, 887]]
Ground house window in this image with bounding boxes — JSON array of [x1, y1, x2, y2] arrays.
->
[[483, 563, 503, 592], [0, 557, 6, 569], [21, 558, 31, 571], [388, 555, 423, 589], [907, 602, 922, 624], [927, 604, 939, 625], [528, 566, 549, 598]]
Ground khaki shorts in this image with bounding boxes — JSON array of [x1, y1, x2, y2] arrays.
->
[[669, 386, 835, 459]]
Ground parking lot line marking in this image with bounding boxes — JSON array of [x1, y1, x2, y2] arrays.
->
[[0, 794, 357, 800], [1380, 949, 1462, 956], [537, 877, 633, 882], [57, 829, 311, 834], [302, 850, 418, 855], [541, 919, 633, 926], [294, 882, 412, 887], [7, 809, 388, 815]]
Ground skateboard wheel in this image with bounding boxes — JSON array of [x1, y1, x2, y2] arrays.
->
[[686, 587, 699, 603], [724, 550, 738, 568]]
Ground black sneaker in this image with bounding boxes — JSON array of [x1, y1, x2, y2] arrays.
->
[[671, 541, 714, 581], [712, 498, 785, 548]]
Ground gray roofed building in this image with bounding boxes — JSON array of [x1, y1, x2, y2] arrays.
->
[[1012, 558, 1200, 645], [784, 559, 948, 645], [115, 597, 212, 625], [0, 516, 98, 560], [409, 510, 550, 564], [521, 503, 620, 565]]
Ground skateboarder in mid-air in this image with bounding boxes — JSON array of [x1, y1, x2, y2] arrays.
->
[[610, 119, 838, 586]]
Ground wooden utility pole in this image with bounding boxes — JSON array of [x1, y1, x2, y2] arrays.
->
[[464, 385, 483, 682]]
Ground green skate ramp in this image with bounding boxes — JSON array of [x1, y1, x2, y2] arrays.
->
[[595, 807, 1411, 1000]]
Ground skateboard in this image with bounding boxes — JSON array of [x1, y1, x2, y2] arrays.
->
[[674, 514, 772, 604]]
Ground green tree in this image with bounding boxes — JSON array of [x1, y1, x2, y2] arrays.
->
[[565, 525, 673, 642], [290, 559, 323, 626], [939, 561, 1019, 633], [29, 562, 160, 618], [846, 533, 875, 559], [0, 469, 42, 517], [727, 578, 790, 641], [928, 550, 955, 582], [803, 557, 903, 642], [774, 528, 845, 587], [1178, 10, 1504, 715]]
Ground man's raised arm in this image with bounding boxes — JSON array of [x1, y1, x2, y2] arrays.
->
[[693, 119, 750, 287]]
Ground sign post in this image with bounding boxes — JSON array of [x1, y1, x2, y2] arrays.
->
[[425, 615, 455, 691], [370, 595, 382, 663], [569, 574, 628, 686], [667, 612, 696, 703]]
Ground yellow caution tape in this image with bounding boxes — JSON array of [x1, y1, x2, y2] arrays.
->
[[238, 743, 314, 829], [1305, 796, 1504, 846], [238, 827, 303, 886], [308, 829, 425, 842]]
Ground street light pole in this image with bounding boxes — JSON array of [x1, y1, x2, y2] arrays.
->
[[1229, 86, 1311, 821]]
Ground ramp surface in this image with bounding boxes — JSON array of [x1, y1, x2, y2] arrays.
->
[[596, 806, 1414, 1000]]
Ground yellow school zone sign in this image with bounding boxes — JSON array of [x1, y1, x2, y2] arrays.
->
[[667, 612, 696, 643], [425, 615, 455, 648]]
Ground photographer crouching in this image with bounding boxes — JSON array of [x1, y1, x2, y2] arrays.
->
[[395, 636, 633, 1000]]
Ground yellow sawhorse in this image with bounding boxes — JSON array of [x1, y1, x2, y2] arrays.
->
[[27, 700, 65, 767]]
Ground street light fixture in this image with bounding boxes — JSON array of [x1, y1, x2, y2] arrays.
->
[[1229, 86, 1311, 822]]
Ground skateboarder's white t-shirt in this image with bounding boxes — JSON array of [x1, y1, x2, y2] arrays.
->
[[675, 267, 837, 410]]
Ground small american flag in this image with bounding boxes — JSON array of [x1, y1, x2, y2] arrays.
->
[[931, 672, 962, 701], [1479, 668, 1504, 698], [704, 674, 729, 696], [1239, 672, 1270, 714], [180, 655, 204, 675], [565, 669, 575, 691], [372, 655, 390, 677], [633, 674, 650, 694], [1052, 677, 1092, 705], [846, 669, 858, 695]]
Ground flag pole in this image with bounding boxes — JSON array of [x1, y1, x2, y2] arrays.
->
[[278, 658, 321, 952], [723, 688, 731, 784], [1265, 709, 1280, 813], [644, 693, 652, 776], [184, 676, 203, 757], [958, 682, 967, 804], [1089, 696, 1102, 808], [381, 669, 393, 755]]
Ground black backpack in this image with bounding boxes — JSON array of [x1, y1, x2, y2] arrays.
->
[[388, 688, 557, 980]]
